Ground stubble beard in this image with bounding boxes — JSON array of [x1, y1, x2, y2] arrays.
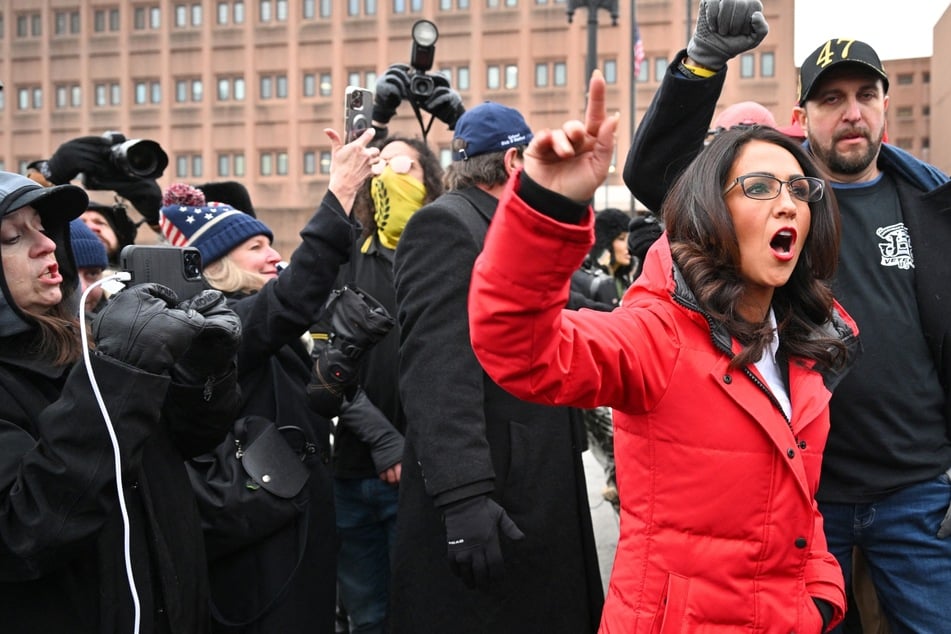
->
[[811, 126, 885, 178]]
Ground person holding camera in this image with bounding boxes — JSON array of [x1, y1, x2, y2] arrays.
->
[[371, 64, 465, 139], [0, 170, 243, 633], [162, 127, 379, 633]]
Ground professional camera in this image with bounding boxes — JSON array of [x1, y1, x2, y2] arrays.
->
[[408, 19, 439, 101], [103, 131, 169, 180]]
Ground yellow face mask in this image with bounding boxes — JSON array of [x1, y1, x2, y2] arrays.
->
[[366, 167, 427, 251]]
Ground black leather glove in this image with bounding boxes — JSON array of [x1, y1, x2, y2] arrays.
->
[[441, 495, 525, 588], [45, 135, 114, 185], [337, 388, 404, 473], [308, 285, 395, 418], [171, 290, 242, 387], [420, 81, 465, 130], [686, 0, 769, 70], [93, 283, 205, 375], [373, 64, 412, 125]]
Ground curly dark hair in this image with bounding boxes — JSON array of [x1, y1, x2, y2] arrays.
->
[[661, 125, 846, 370], [352, 136, 444, 240]]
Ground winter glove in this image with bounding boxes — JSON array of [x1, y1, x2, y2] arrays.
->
[[441, 495, 525, 589], [337, 388, 404, 473], [373, 64, 413, 125], [307, 285, 395, 418], [419, 78, 465, 130], [93, 283, 205, 375], [686, 0, 769, 70], [112, 178, 163, 227], [45, 135, 115, 185], [938, 466, 951, 538], [171, 290, 242, 387]]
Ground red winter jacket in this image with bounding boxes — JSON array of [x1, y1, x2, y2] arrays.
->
[[469, 178, 855, 633]]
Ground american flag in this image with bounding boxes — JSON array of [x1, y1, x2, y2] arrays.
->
[[633, 23, 645, 79]]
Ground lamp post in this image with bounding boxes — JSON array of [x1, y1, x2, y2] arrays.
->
[[566, 0, 620, 87]]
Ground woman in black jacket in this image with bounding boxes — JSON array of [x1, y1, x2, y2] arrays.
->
[[0, 170, 241, 633], [166, 128, 379, 633]]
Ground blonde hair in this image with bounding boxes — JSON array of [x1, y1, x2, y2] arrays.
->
[[203, 253, 270, 294]]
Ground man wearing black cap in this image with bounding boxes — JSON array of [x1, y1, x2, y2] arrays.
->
[[624, 2, 951, 631], [391, 102, 603, 633]]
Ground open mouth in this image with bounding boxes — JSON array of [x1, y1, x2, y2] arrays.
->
[[770, 229, 796, 255]]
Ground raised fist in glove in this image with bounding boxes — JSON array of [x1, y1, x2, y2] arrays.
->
[[171, 290, 242, 386], [373, 64, 413, 125], [441, 495, 525, 589], [93, 283, 204, 375], [687, 0, 768, 70], [418, 74, 465, 130]]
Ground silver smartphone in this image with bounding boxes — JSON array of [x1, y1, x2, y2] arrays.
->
[[344, 86, 374, 143]]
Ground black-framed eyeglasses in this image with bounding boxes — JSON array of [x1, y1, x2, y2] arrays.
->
[[724, 173, 825, 203]]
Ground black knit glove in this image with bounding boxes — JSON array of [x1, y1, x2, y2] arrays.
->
[[441, 495, 525, 589], [93, 283, 204, 375], [112, 178, 163, 227], [419, 74, 465, 130], [373, 64, 413, 125], [686, 0, 769, 70], [172, 290, 242, 387]]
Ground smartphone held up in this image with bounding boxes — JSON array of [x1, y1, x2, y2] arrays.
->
[[345, 86, 374, 143]]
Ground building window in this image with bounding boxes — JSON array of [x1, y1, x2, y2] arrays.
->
[[303, 151, 317, 174], [176, 156, 188, 178], [740, 53, 754, 78], [150, 81, 162, 103], [235, 1, 245, 22], [636, 58, 649, 83], [896, 106, 913, 118], [71, 85, 81, 107], [260, 76, 272, 99], [276, 75, 288, 98], [896, 73, 914, 86], [276, 0, 288, 20], [135, 82, 148, 104], [217, 153, 245, 176], [348, 0, 359, 16], [276, 152, 289, 175], [217, 77, 246, 101], [260, 0, 272, 22], [760, 52, 774, 78], [111, 83, 121, 105], [553, 62, 566, 86], [95, 84, 107, 106], [603, 59, 617, 84], [535, 63, 549, 88], [260, 152, 274, 176], [487, 65, 500, 90], [192, 155, 203, 178], [922, 71, 930, 84], [319, 73, 332, 96], [320, 151, 332, 174], [303, 73, 316, 97], [55, 11, 79, 35], [175, 5, 188, 26], [303, 0, 316, 18], [502, 63, 515, 89], [653, 58, 667, 82], [192, 4, 203, 25], [234, 154, 246, 176], [457, 66, 470, 91], [218, 2, 229, 23], [135, 5, 162, 29], [364, 0, 377, 15], [923, 105, 930, 116]]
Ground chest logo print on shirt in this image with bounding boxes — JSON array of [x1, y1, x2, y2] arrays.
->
[[876, 222, 914, 270]]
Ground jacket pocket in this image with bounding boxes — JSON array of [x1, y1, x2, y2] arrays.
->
[[650, 572, 690, 634]]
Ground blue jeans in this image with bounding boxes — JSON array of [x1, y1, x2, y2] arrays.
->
[[334, 476, 399, 634], [820, 471, 951, 634]]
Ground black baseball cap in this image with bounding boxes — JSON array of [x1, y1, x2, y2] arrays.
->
[[797, 39, 889, 106], [0, 171, 88, 221]]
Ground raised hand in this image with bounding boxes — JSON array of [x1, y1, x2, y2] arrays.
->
[[523, 70, 619, 203], [324, 127, 380, 212], [686, 0, 769, 70]]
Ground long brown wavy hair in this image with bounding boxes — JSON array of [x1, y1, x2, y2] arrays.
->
[[662, 125, 847, 370]]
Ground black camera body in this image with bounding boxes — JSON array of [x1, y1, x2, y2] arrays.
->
[[110, 138, 169, 180], [408, 71, 435, 101]]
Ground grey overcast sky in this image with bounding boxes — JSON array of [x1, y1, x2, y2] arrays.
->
[[793, 0, 950, 62]]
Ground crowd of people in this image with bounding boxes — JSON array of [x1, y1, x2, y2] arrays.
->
[[2, 1, 950, 633]]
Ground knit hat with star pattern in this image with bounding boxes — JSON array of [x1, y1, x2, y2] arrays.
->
[[159, 182, 272, 265]]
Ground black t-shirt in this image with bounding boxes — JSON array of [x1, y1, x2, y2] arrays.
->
[[820, 172, 951, 503]]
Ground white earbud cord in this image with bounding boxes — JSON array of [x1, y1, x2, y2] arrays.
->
[[79, 272, 141, 634]]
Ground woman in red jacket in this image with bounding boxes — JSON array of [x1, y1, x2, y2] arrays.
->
[[468, 72, 858, 633]]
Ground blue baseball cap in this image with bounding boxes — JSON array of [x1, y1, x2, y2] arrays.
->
[[451, 102, 533, 161]]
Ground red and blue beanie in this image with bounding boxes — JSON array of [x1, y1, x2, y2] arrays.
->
[[159, 182, 272, 265]]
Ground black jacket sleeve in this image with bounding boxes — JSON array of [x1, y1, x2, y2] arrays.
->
[[624, 50, 727, 213]]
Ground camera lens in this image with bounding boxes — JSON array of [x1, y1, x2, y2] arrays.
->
[[110, 139, 169, 180], [410, 75, 435, 99], [183, 252, 203, 279], [349, 91, 364, 109]]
